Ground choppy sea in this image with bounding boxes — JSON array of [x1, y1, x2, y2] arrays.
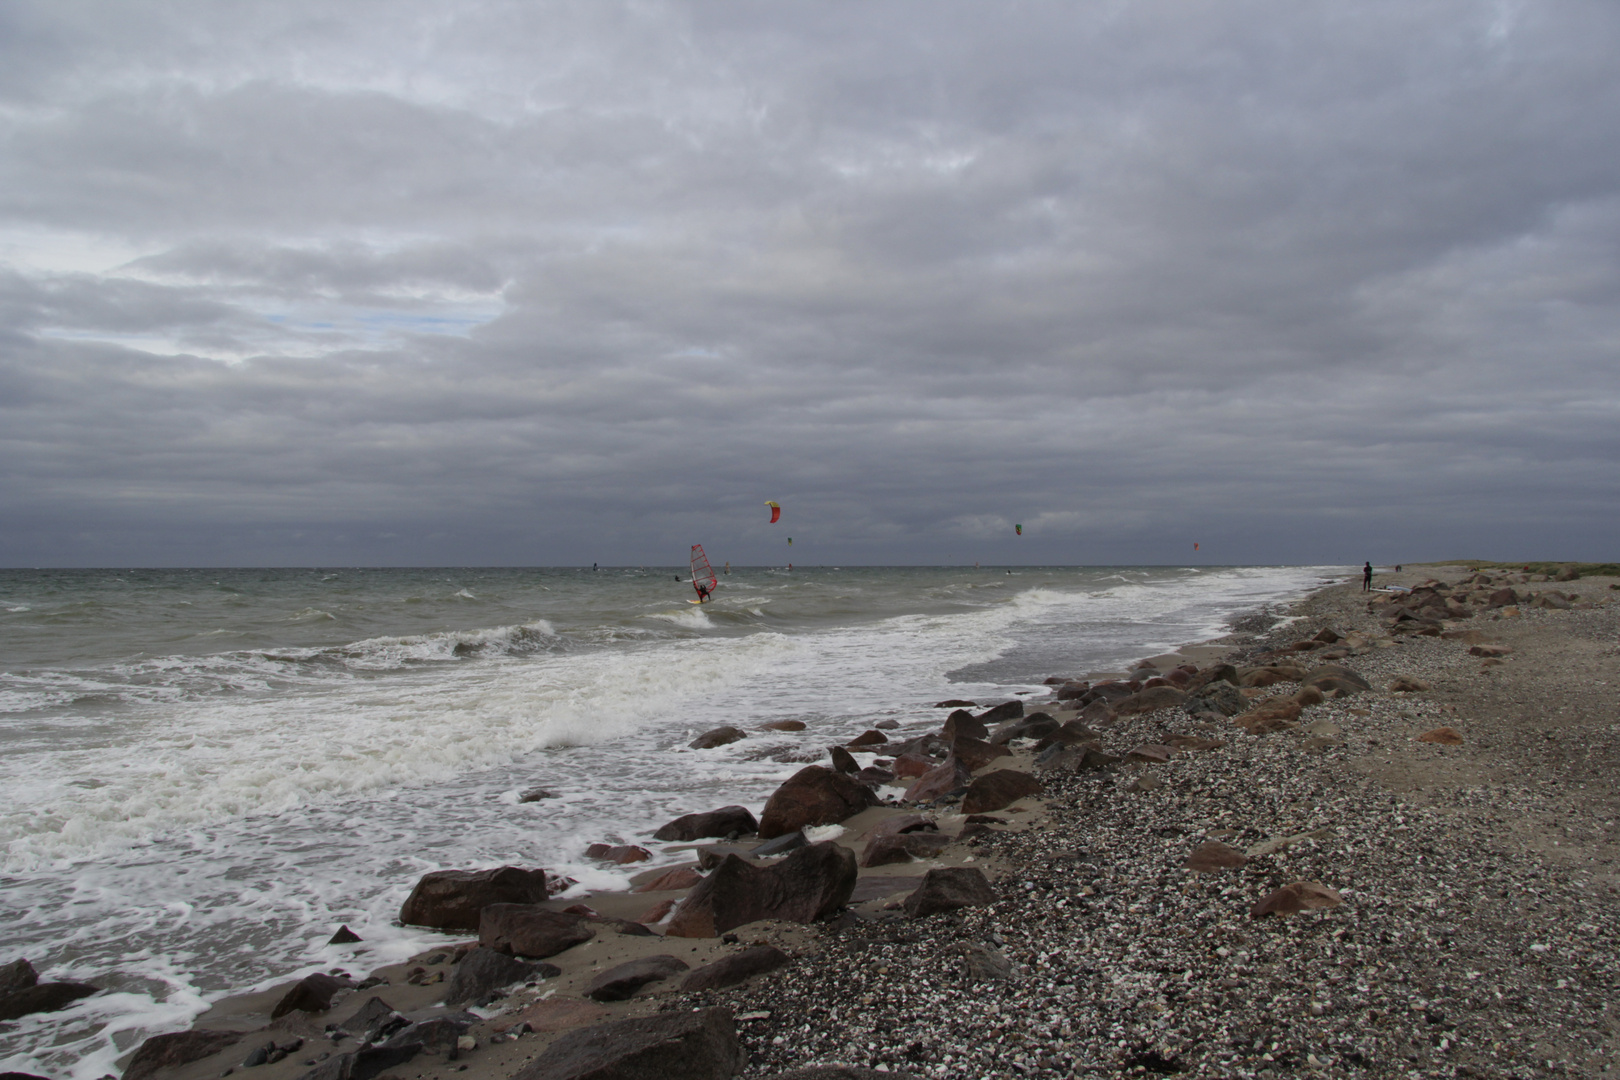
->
[[0, 564, 1344, 1077]]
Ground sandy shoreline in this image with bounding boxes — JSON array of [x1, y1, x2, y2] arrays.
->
[[45, 565, 1620, 1080]]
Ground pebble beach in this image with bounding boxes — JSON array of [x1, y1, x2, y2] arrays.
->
[[23, 564, 1620, 1080]]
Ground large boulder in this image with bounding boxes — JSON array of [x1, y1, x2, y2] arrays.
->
[[512, 1007, 742, 1080], [901, 757, 971, 802], [987, 713, 1060, 746], [1183, 682, 1248, 717], [960, 770, 1043, 815], [1301, 664, 1371, 695], [665, 841, 857, 938], [1485, 587, 1519, 609], [949, 736, 1004, 771], [939, 710, 988, 742], [478, 905, 595, 959], [398, 867, 564, 930], [0, 981, 98, 1021], [757, 766, 877, 839], [688, 726, 747, 750], [442, 946, 558, 1008], [270, 973, 352, 1019], [903, 867, 998, 918], [583, 956, 689, 1001], [124, 1030, 244, 1080], [680, 945, 790, 992], [0, 960, 36, 994], [974, 701, 1024, 724], [1112, 686, 1188, 716], [652, 805, 759, 843]]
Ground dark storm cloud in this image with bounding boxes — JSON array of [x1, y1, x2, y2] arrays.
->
[[1, 0, 1618, 566]]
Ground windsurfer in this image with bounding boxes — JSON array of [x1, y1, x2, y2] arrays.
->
[[695, 582, 712, 603]]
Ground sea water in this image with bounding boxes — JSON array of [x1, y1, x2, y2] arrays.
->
[[0, 564, 1341, 1077]]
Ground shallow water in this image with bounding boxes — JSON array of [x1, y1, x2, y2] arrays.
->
[[0, 564, 1342, 1077]]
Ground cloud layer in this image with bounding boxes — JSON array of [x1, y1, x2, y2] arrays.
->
[[2, 0, 1617, 566]]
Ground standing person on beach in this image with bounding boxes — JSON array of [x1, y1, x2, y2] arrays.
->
[[1363, 562, 1373, 591]]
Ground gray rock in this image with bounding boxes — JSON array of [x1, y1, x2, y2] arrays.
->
[[513, 1006, 742, 1080], [959, 942, 1014, 983], [442, 946, 558, 1008], [1183, 682, 1248, 717], [0, 960, 37, 995]]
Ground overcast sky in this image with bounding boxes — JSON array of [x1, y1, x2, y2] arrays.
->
[[1, 0, 1616, 567]]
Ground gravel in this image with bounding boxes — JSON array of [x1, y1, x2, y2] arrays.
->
[[674, 567, 1620, 1079]]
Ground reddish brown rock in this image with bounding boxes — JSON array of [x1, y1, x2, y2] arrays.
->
[[270, 973, 352, 1019], [1186, 841, 1248, 872], [664, 841, 857, 938], [633, 866, 705, 893], [758, 766, 878, 839], [902, 757, 971, 802], [940, 710, 989, 741], [679, 946, 790, 992], [974, 700, 1024, 724], [828, 745, 860, 773], [585, 843, 652, 864], [1232, 698, 1302, 734], [1124, 743, 1175, 764], [960, 769, 1043, 815], [1484, 587, 1519, 609], [934, 698, 977, 708], [478, 905, 595, 958], [637, 899, 678, 924], [1388, 675, 1430, 692], [124, 1031, 244, 1080], [688, 726, 747, 749], [1251, 881, 1344, 918], [760, 720, 807, 731], [398, 867, 566, 931], [652, 805, 759, 843], [902, 867, 997, 917], [583, 955, 690, 1001], [987, 713, 1060, 746], [1418, 726, 1464, 745], [950, 736, 1004, 771], [860, 831, 952, 867], [847, 729, 887, 747], [892, 753, 936, 778]]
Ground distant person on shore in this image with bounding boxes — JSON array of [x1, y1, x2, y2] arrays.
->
[[1363, 562, 1373, 591]]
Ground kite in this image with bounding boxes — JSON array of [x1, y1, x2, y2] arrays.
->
[[1015, 524, 1023, 536], [1193, 542, 1200, 551], [766, 501, 781, 524]]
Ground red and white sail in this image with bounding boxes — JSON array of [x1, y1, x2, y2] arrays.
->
[[690, 544, 717, 593]]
